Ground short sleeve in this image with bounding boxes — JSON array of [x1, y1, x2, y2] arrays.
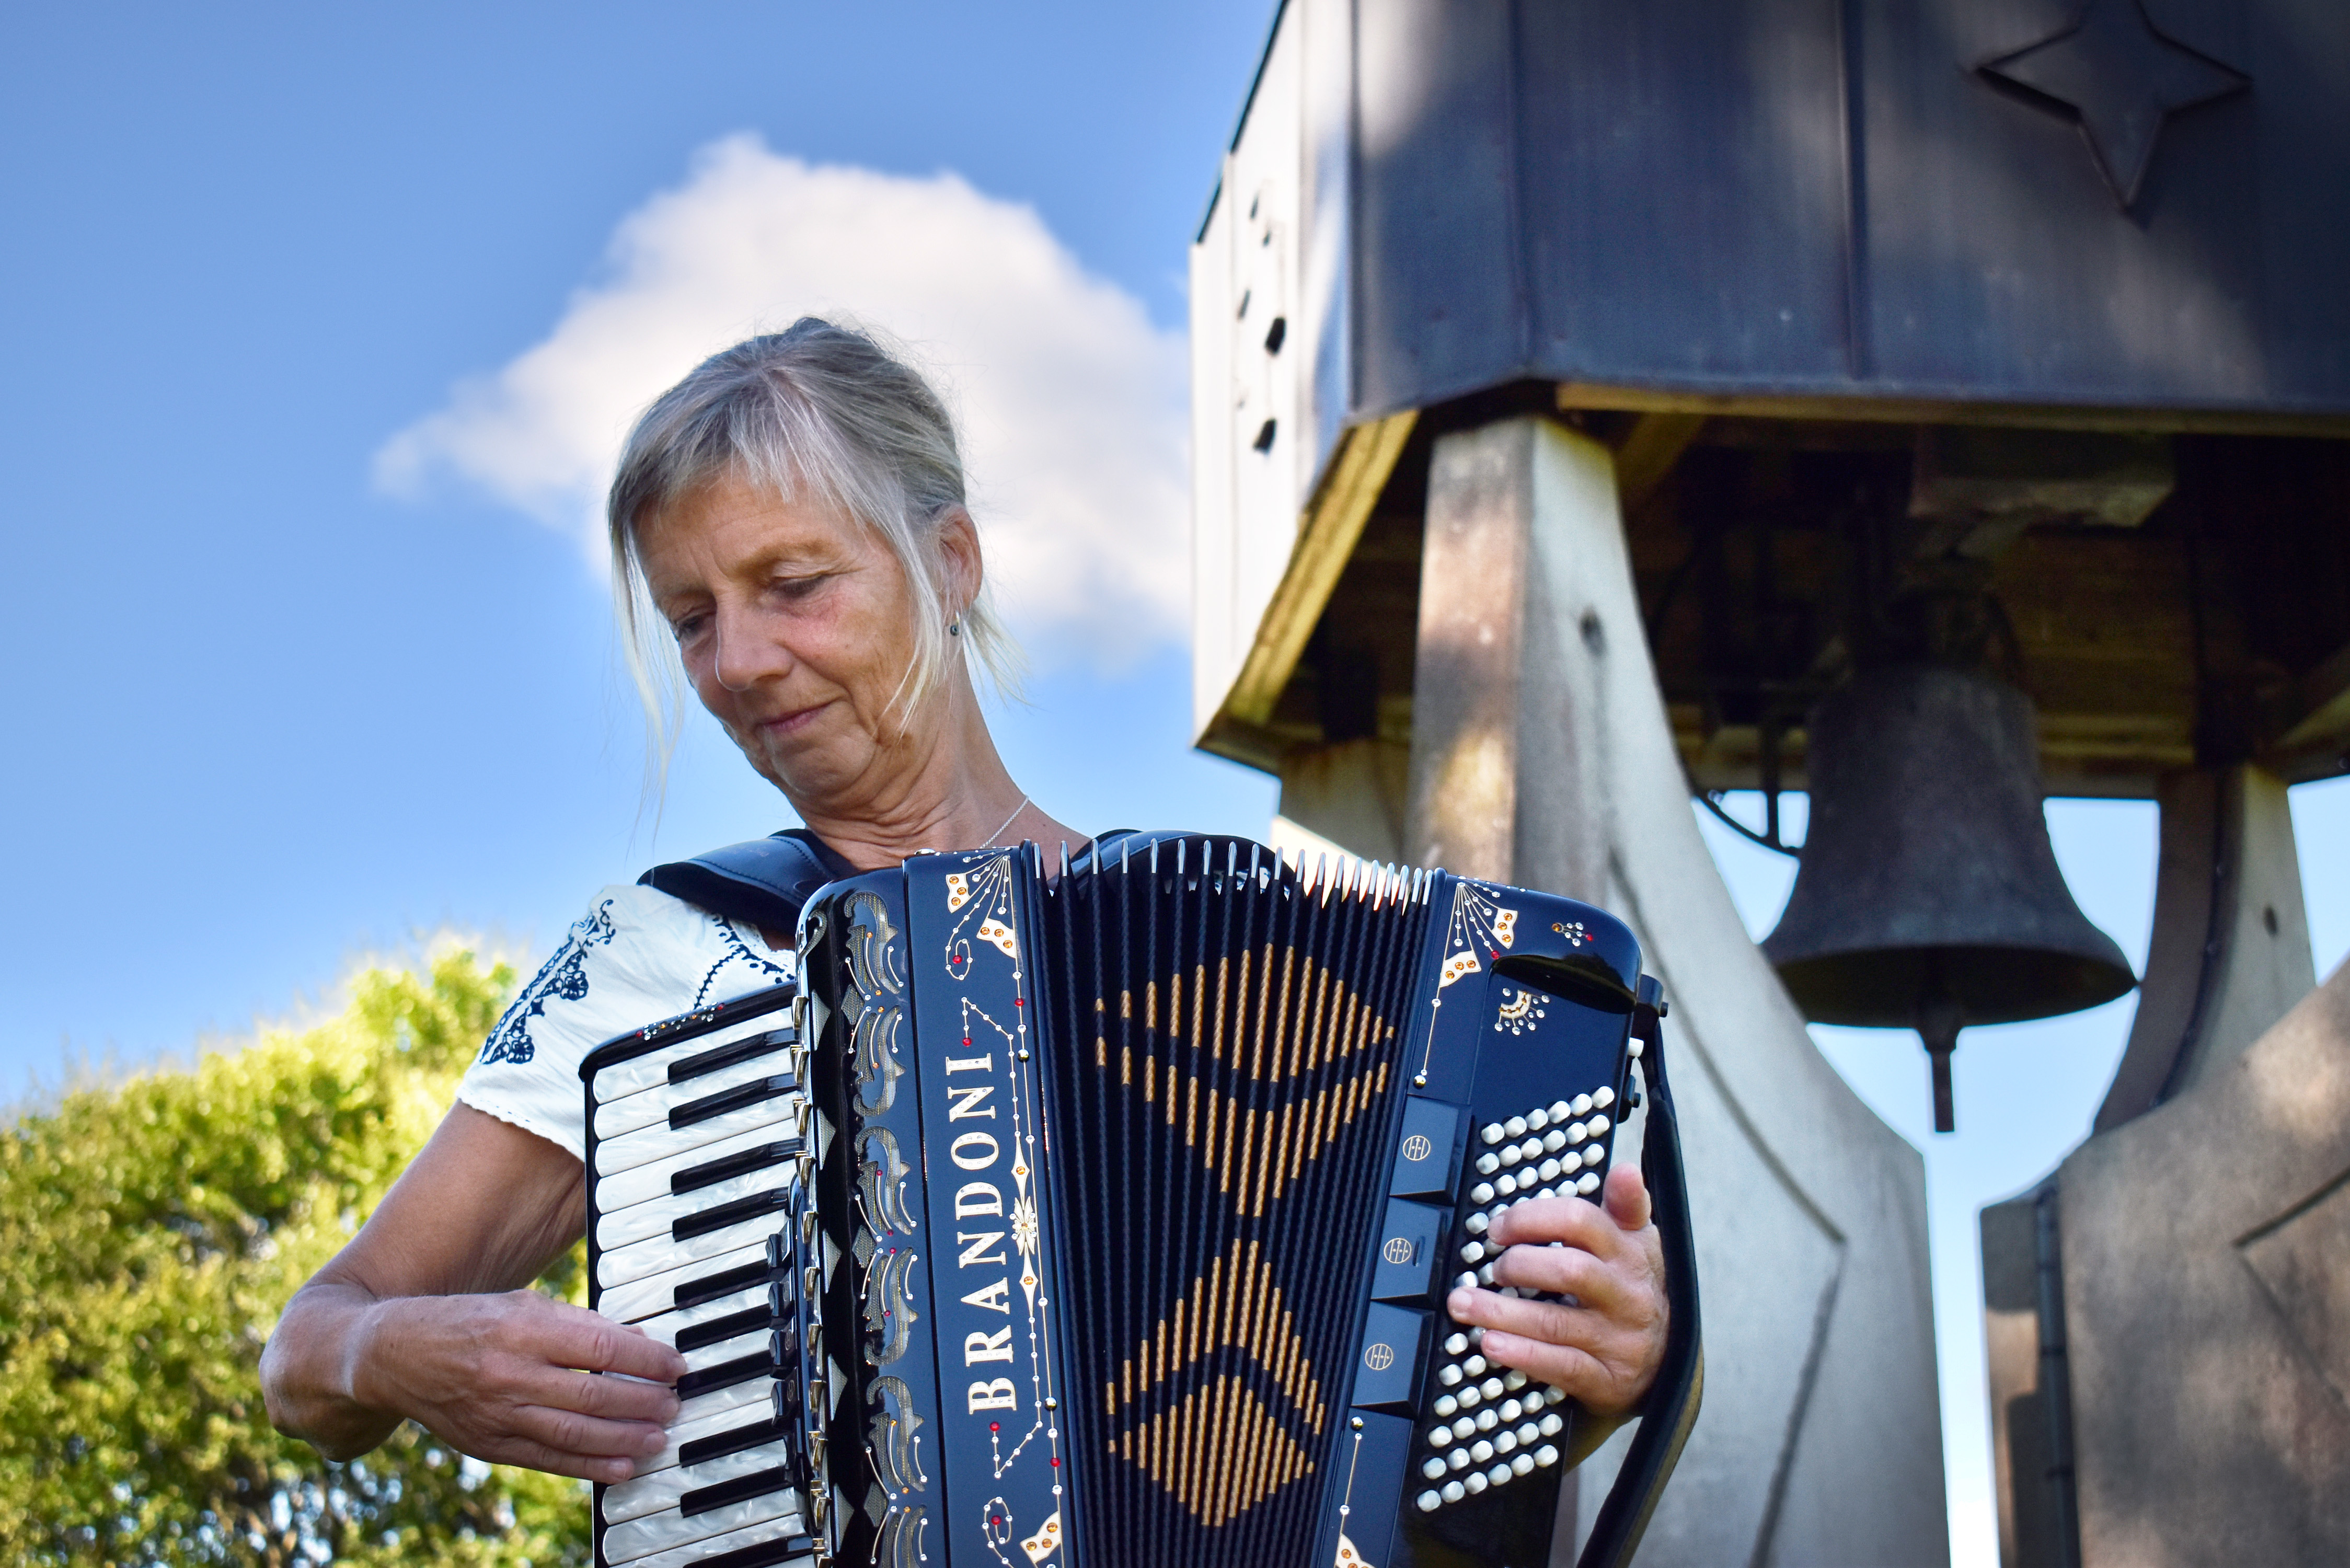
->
[[455, 884, 793, 1161]]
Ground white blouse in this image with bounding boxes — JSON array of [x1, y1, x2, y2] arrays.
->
[[455, 884, 794, 1162]]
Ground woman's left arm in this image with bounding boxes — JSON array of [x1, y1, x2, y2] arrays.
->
[[1442, 1161, 1668, 1450]]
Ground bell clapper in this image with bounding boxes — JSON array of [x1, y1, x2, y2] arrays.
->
[[1917, 994, 1964, 1134]]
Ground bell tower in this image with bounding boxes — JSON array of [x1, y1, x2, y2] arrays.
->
[[1186, 3, 2350, 1564]]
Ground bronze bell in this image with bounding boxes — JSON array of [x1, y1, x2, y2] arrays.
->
[[1761, 664, 2135, 1132]]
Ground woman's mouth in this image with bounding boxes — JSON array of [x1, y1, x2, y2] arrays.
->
[[756, 700, 831, 739]]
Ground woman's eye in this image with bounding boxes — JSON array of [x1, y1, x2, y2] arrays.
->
[[773, 573, 828, 601], [670, 613, 709, 643]]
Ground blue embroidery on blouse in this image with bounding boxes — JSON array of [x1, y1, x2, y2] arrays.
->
[[477, 899, 620, 1066], [693, 917, 792, 1007]]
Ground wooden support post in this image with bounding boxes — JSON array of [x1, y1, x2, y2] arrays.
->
[[1403, 416, 1949, 1567], [1274, 738, 1410, 863]]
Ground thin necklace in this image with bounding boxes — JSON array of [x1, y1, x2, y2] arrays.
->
[[981, 794, 1031, 849]]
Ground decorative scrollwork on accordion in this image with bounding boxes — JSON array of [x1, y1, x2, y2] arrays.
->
[[868, 1374, 929, 1568], [847, 890, 906, 1114]]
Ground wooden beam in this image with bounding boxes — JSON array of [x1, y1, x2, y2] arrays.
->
[[1225, 410, 1418, 726], [1554, 381, 2350, 440], [2279, 639, 2350, 750], [1190, 710, 1292, 775], [1612, 411, 1709, 510]]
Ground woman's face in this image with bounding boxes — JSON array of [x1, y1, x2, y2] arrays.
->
[[635, 475, 967, 811]]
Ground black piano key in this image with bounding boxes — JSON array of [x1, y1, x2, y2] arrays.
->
[[674, 1351, 772, 1401], [678, 1462, 800, 1519], [673, 1186, 792, 1243], [675, 1305, 771, 1355], [673, 1282, 790, 1354], [672, 1235, 793, 1312], [676, 1414, 804, 1473], [669, 1027, 796, 1087], [672, 1139, 802, 1198], [670, 1072, 798, 1131], [674, 1327, 794, 1400]]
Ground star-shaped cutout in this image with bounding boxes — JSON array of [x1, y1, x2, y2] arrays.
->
[[1979, 0, 2249, 207]]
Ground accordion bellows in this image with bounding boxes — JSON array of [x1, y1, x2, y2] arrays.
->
[[583, 834, 1680, 1568]]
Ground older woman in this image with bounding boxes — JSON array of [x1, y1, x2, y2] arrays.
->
[[260, 320, 1666, 1500]]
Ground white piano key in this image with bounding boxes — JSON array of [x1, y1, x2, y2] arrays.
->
[[596, 1168, 797, 1251], [675, 1323, 779, 1381], [630, 1397, 780, 1479], [595, 1097, 802, 1178], [676, 1370, 779, 1428], [631, 1281, 779, 1347], [602, 1444, 788, 1525], [601, 1482, 802, 1563], [595, 1054, 795, 1141], [597, 1198, 682, 1254], [623, 1514, 810, 1568], [590, 1012, 793, 1102], [598, 1237, 772, 1324], [599, 1210, 792, 1291], [594, 1124, 803, 1216]]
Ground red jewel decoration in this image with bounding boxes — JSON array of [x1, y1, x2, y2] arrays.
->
[[990, 1422, 1000, 1433], [1051, 1457, 1061, 1467], [1015, 998, 1024, 1007]]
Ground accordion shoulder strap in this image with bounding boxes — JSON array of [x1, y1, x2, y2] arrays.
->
[[1579, 987, 1706, 1568], [639, 826, 1149, 931], [637, 828, 857, 932]]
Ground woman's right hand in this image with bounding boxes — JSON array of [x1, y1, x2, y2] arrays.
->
[[350, 1286, 686, 1483], [261, 1102, 688, 1483]]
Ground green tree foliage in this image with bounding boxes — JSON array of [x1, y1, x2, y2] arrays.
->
[[0, 950, 593, 1566]]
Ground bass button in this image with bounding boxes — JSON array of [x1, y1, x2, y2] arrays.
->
[[1388, 1098, 1467, 1201], [1369, 1200, 1448, 1301], [1352, 1302, 1434, 1414]]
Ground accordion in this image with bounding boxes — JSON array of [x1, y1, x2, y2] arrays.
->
[[581, 834, 1700, 1568]]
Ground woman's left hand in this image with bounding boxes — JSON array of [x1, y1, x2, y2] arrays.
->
[[1443, 1162, 1668, 1420]]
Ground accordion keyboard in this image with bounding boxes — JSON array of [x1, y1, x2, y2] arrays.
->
[[1411, 1083, 1621, 1514], [582, 984, 819, 1568]]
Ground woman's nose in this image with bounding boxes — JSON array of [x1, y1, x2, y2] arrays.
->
[[711, 606, 789, 692]]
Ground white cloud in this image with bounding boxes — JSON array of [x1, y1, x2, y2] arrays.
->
[[375, 133, 1190, 664]]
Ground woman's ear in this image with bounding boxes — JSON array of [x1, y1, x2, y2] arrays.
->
[[934, 505, 984, 615]]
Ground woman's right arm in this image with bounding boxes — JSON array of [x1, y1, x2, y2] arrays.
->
[[260, 1102, 689, 1483]]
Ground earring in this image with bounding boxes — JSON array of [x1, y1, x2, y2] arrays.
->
[[948, 619, 961, 637]]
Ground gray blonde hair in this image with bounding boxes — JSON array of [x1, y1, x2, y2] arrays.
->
[[607, 319, 1022, 780]]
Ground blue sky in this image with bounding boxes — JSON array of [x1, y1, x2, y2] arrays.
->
[[0, 0, 1282, 1083], [3, 5, 2343, 1562]]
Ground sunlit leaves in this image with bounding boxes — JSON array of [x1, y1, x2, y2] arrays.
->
[[0, 950, 592, 1566]]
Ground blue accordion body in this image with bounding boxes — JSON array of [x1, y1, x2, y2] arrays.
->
[[584, 833, 1674, 1568]]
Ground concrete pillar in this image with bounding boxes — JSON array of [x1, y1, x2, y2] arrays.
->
[[1980, 1181, 2081, 1568], [1984, 764, 2328, 1566], [2058, 960, 2350, 1564], [1403, 416, 1949, 1567], [2095, 765, 2316, 1128]]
